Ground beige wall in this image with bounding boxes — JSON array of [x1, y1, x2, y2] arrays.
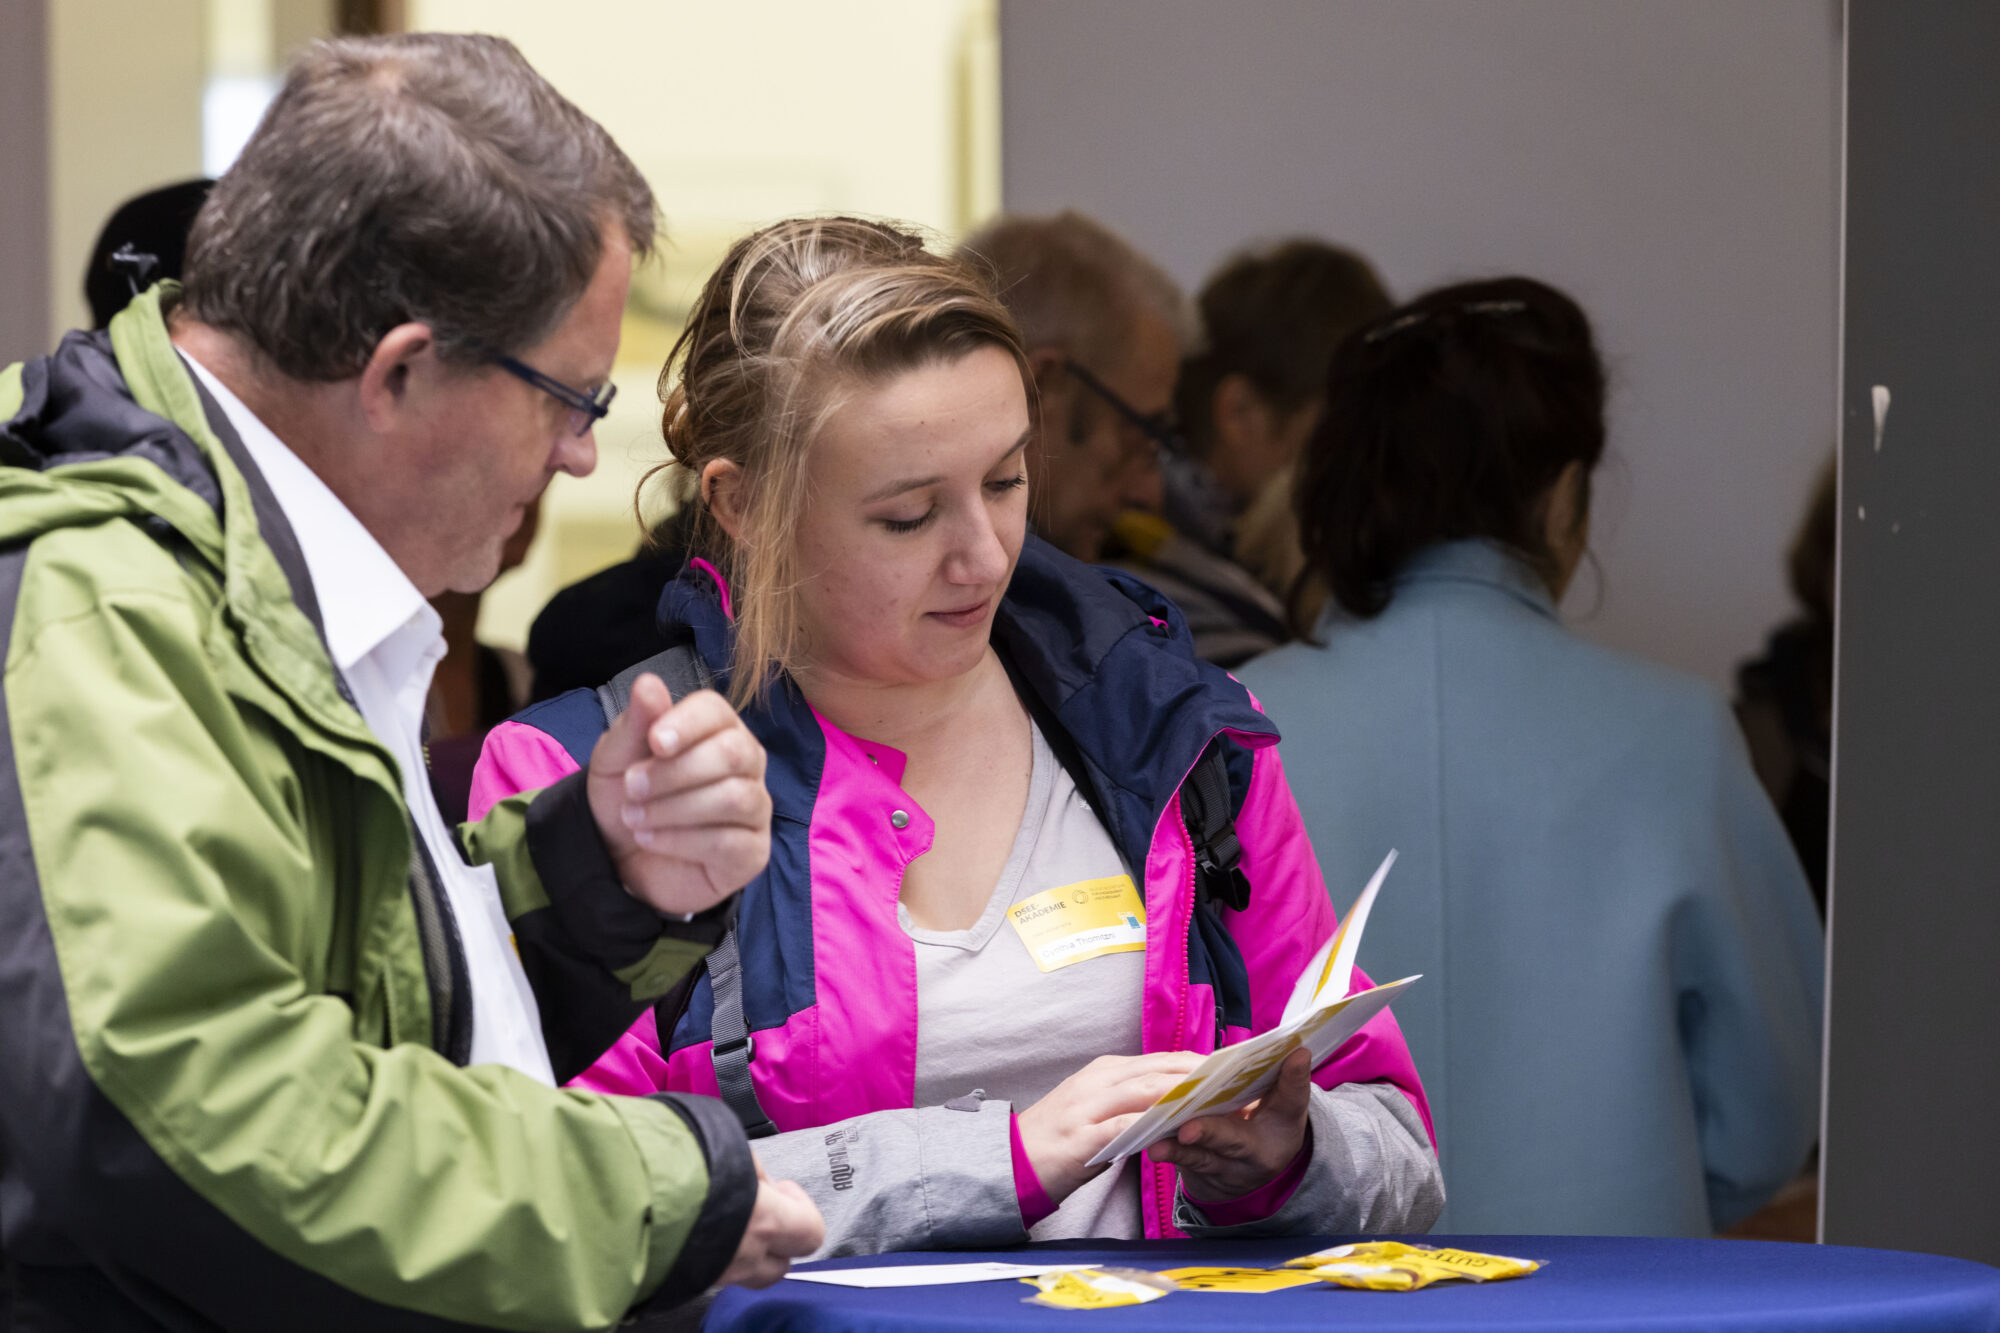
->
[[48, 0, 206, 342], [22, 2, 999, 654], [1000, 0, 1841, 692], [0, 0, 50, 367], [406, 0, 1000, 650]]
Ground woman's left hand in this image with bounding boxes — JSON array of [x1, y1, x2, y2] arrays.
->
[[1147, 1046, 1313, 1202]]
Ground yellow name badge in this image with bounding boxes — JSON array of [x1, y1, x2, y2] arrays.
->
[[1007, 876, 1146, 973]]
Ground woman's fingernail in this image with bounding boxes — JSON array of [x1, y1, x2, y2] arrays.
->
[[652, 726, 681, 756], [624, 768, 650, 801], [621, 804, 645, 829], [633, 828, 656, 850]]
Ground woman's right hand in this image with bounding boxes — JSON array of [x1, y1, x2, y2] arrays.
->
[[1016, 1052, 1204, 1202]]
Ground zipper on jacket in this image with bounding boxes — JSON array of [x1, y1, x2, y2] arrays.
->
[[403, 812, 473, 1064], [1154, 783, 1205, 1240]]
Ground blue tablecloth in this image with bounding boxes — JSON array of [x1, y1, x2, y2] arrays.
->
[[705, 1235, 2000, 1332]]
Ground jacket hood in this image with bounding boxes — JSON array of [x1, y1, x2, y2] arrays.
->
[[0, 288, 226, 559], [0, 286, 368, 750]]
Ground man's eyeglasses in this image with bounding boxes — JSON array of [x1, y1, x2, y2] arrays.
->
[[491, 354, 616, 437], [1063, 359, 1185, 461]]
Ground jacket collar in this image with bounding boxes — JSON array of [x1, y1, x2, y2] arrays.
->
[[0, 285, 382, 756], [1391, 538, 1559, 619]]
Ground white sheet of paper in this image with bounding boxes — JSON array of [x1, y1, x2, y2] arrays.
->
[[1086, 850, 1417, 1168], [784, 1262, 1098, 1288], [1281, 849, 1397, 1027]]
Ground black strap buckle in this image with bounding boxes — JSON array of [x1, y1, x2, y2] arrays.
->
[[1196, 848, 1253, 913], [712, 1034, 755, 1062]]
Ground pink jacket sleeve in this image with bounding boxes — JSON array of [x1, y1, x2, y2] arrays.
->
[[469, 718, 671, 1095], [1228, 732, 1436, 1150], [467, 719, 585, 823]]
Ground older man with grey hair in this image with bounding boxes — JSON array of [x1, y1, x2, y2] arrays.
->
[[0, 33, 818, 1331], [960, 212, 1291, 665], [960, 210, 1186, 563]]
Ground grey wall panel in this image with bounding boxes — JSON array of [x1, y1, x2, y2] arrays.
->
[[999, 0, 1840, 691], [0, 0, 49, 367], [1822, 0, 2000, 1267]]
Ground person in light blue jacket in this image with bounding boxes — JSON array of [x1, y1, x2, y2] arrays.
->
[[1239, 276, 1823, 1237]]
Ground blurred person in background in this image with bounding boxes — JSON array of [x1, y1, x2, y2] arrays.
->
[[84, 178, 215, 329], [1734, 458, 1836, 913], [1212, 242, 1395, 633], [0, 34, 818, 1329], [1238, 277, 1822, 1238], [957, 210, 1181, 563], [525, 510, 688, 700], [1126, 239, 1395, 664], [473, 216, 1441, 1259]]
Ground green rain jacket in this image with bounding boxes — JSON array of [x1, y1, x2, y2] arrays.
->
[[0, 288, 756, 1331]]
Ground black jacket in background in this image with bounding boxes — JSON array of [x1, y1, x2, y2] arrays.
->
[[526, 530, 686, 703]]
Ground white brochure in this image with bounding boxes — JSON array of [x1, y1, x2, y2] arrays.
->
[[1086, 849, 1418, 1167]]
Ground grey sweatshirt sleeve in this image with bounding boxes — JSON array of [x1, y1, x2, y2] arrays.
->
[[750, 1097, 1029, 1259], [1175, 1082, 1445, 1237]]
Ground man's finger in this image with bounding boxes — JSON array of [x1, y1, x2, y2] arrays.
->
[[625, 821, 770, 872], [621, 727, 766, 804], [769, 1180, 826, 1255], [589, 672, 675, 776], [644, 690, 755, 764], [622, 776, 770, 834]]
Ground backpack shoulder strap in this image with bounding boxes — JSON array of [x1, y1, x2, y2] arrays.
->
[[594, 642, 774, 1138], [594, 641, 715, 728], [1179, 741, 1251, 914]]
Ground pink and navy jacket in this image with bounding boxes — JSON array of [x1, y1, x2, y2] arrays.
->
[[473, 537, 1434, 1242]]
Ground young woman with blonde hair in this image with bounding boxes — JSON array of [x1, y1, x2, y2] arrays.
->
[[473, 216, 1441, 1254]]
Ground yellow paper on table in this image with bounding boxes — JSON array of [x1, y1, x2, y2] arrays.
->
[[1020, 1268, 1177, 1309], [1287, 1242, 1542, 1290], [1156, 1266, 1323, 1293], [1087, 850, 1419, 1166], [1007, 876, 1146, 973]]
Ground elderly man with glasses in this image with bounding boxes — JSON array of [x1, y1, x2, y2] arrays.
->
[[0, 33, 820, 1331], [961, 212, 1289, 665], [958, 211, 1183, 564]]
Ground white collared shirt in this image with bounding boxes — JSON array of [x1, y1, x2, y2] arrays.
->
[[181, 351, 556, 1085]]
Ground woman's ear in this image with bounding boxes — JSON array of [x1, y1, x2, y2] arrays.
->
[[702, 459, 750, 544]]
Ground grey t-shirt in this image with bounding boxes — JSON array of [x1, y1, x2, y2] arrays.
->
[[899, 719, 1147, 1240]]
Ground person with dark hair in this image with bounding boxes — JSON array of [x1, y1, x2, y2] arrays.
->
[[1170, 239, 1393, 554], [84, 178, 215, 329], [1734, 459, 1836, 914], [0, 33, 819, 1330], [1110, 239, 1392, 666], [526, 513, 687, 701], [957, 211, 1183, 564], [1238, 277, 1823, 1238]]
